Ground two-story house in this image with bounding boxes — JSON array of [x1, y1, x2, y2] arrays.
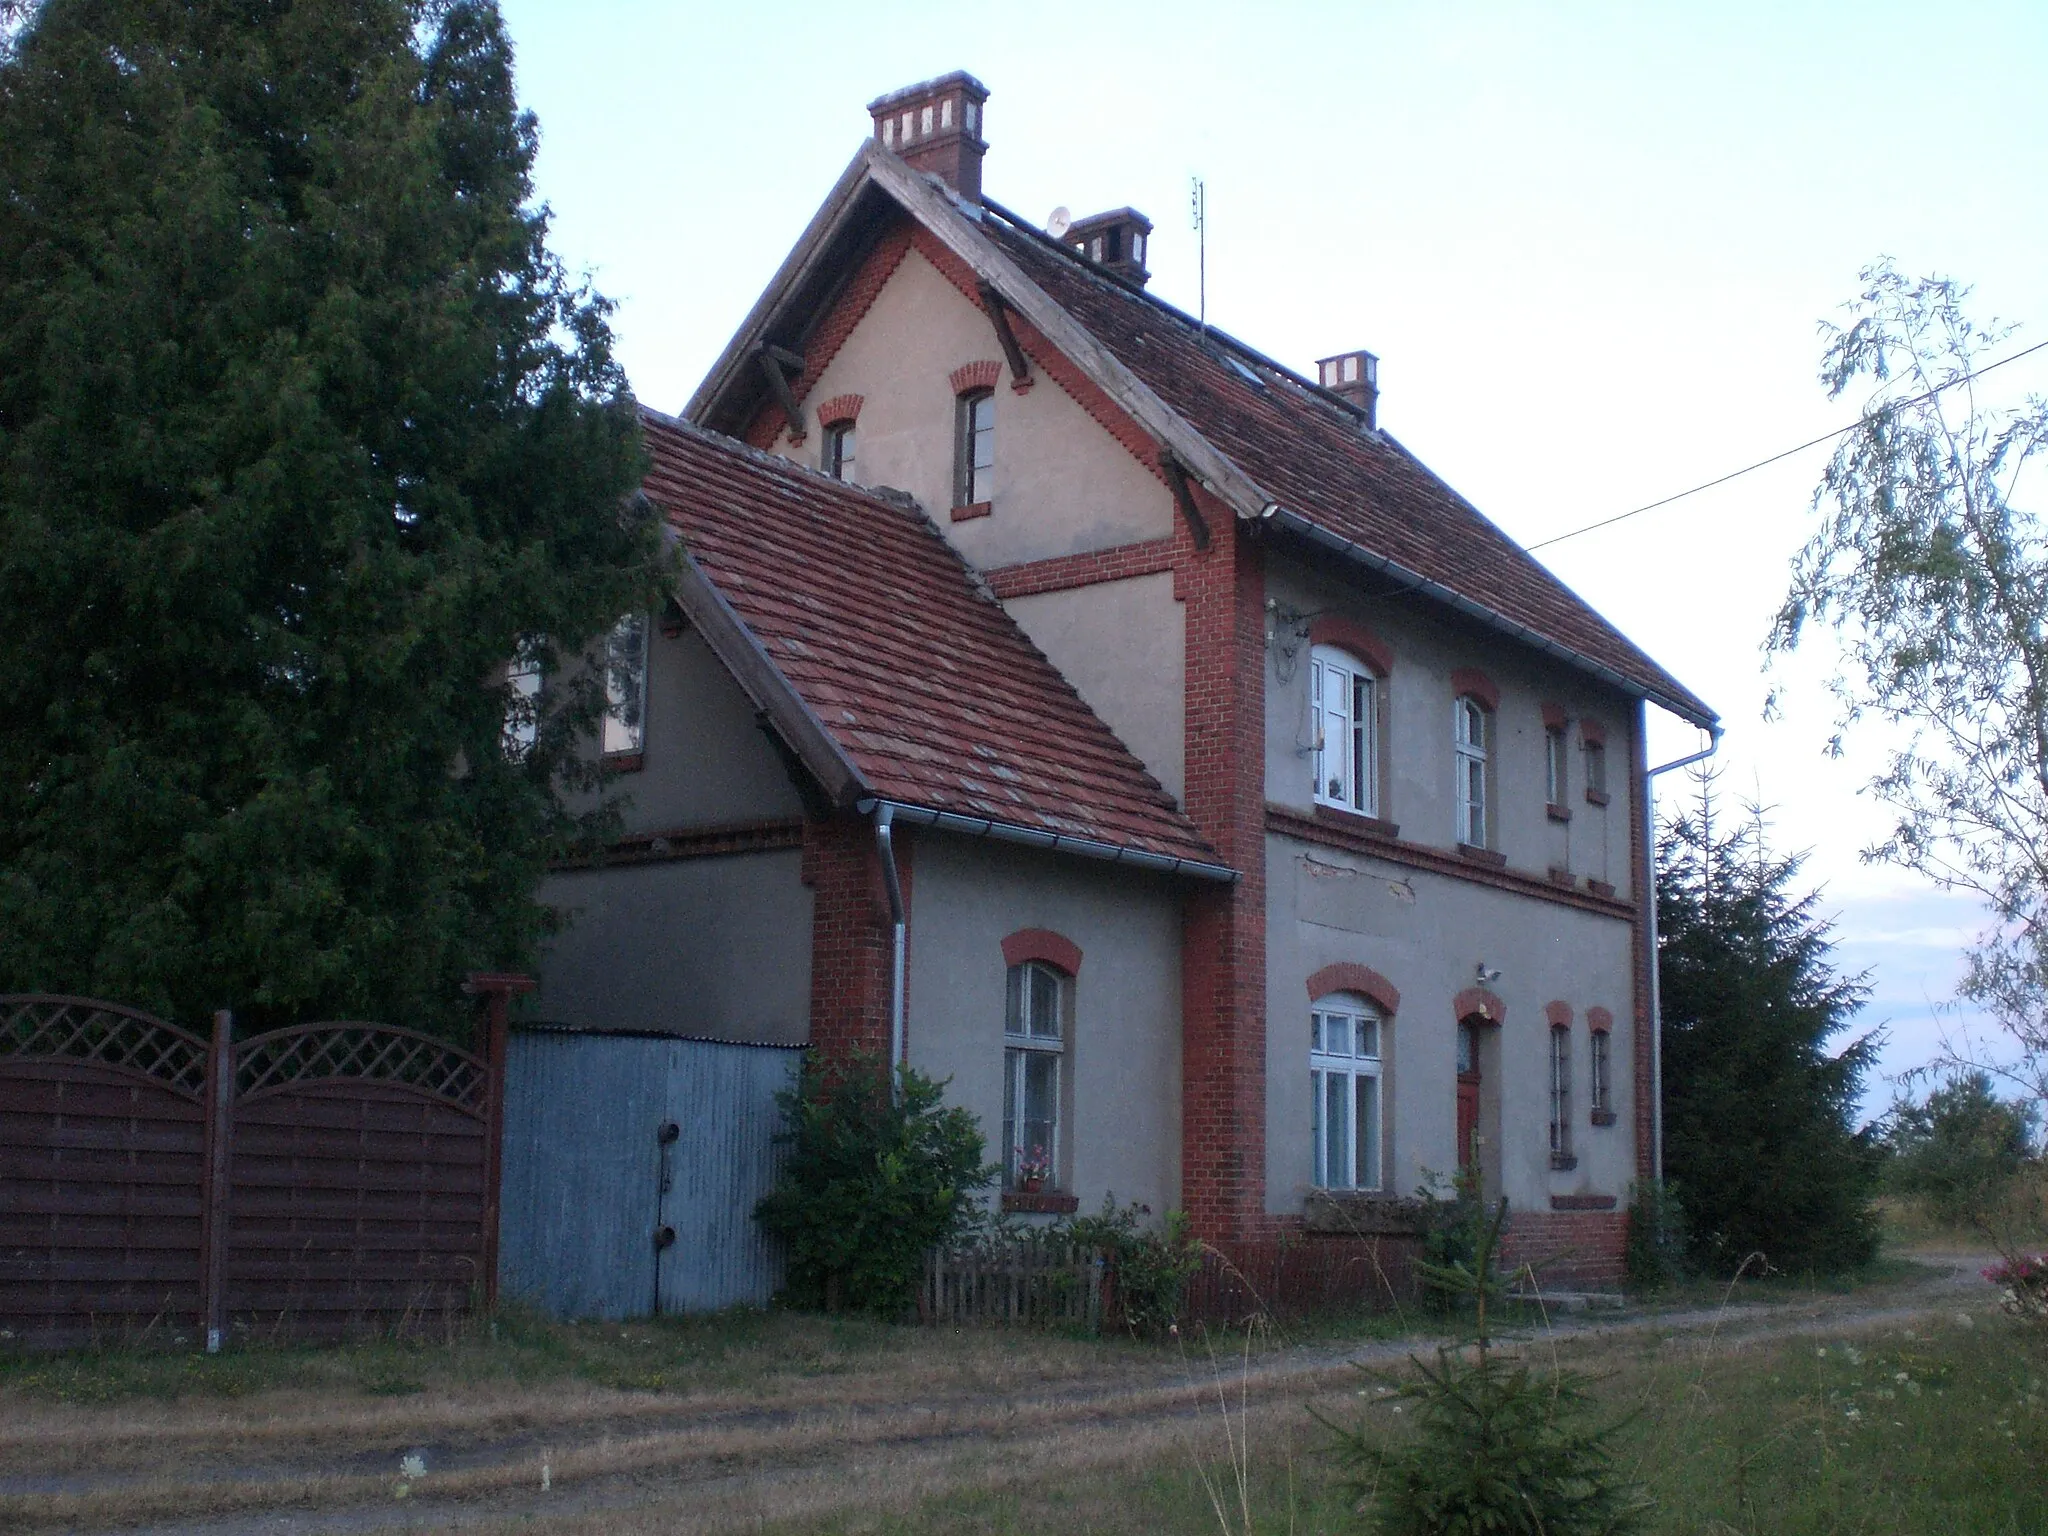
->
[[534, 72, 1716, 1285]]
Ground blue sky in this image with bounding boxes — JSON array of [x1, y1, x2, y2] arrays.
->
[[495, 1, 2048, 1115]]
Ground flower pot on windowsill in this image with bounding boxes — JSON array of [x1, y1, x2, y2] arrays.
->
[[1018, 1176, 1045, 1194]]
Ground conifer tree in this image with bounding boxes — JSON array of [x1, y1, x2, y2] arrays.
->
[[1658, 776, 1882, 1274], [0, 0, 660, 1035]]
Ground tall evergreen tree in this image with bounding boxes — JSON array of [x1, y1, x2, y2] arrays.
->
[[1658, 776, 1883, 1274], [0, 0, 661, 1035]]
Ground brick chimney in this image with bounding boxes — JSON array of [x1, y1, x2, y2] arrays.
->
[[1316, 349, 1380, 428], [868, 72, 990, 202], [1064, 208, 1153, 287]]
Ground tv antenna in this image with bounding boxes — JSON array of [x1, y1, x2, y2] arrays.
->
[[1190, 175, 1207, 334]]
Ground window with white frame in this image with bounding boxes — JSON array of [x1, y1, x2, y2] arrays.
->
[[1454, 696, 1490, 846], [1310, 996, 1382, 1191], [1545, 723, 1568, 807], [602, 613, 648, 757], [1549, 1025, 1573, 1164], [1590, 1027, 1612, 1117], [822, 420, 856, 483], [501, 639, 543, 762], [955, 389, 995, 506], [1003, 960, 1064, 1188], [1583, 733, 1609, 800], [1312, 646, 1378, 816]]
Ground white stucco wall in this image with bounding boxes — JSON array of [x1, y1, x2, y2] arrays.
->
[[1261, 554, 1635, 898], [537, 853, 813, 1046], [905, 833, 1183, 1216], [1263, 832, 1636, 1216], [769, 247, 1176, 567], [1004, 572, 1186, 804]]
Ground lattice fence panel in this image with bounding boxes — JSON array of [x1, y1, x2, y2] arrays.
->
[[234, 1023, 487, 1112]]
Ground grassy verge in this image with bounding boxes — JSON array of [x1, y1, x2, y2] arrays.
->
[[726, 1312, 2047, 1536], [0, 1305, 937, 1406]]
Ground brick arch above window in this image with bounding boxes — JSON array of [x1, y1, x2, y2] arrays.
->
[[815, 393, 864, 426], [1306, 963, 1400, 1016], [1307, 616, 1393, 677], [950, 359, 1004, 396], [1544, 1000, 1574, 1029], [1541, 701, 1568, 731], [1454, 986, 1506, 1025], [1001, 927, 1083, 976], [1579, 717, 1608, 747], [1450, 668, 1501, 712], [1585, 1006, 1614, 1034]]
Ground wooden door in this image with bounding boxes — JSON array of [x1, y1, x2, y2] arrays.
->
[[1456, 1022, 1480, 1171]]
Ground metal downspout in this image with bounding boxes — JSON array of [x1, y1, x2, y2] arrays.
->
[[873, 805, 907, 1102], [1644, 724, 1723, 1182]]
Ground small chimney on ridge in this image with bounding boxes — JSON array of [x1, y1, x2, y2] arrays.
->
[[868, 71, 990, 202], [1316, 349, 1380, 429], [1064, 208, 1153, 287]]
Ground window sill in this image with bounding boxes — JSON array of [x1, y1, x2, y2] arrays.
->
[[1312, 803, 1399, 841], [1547, 865, 1575, 887], [1456, 843, 1507, 869], [1546, 802, 1572, 823], [1304, 1190, 1428, 1235], [1589, 1109, 1618, 1128], [1550, 1192, 1617, 1211], [950, 500, 993, 522], [1585, 878, 1616, 899], [1001, 1190, 1079, 1215], [1584, 787, 1611, 807], [1549, 1153, 1579, 1172], [604, 752, 645, 774]]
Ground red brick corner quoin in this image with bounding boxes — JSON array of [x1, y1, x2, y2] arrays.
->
[[1000, 927, 1083, 976], [1305, 962, 1400, 1016]]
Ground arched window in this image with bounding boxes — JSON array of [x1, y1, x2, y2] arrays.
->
[[821, 419, 856, 483], [1312, 645, 1379, 816], [1454, 695, 1490, 847], [955, 388, 995, 508], [1310, 994, 1382, 1191], [1003, 959, 1064, 1189]]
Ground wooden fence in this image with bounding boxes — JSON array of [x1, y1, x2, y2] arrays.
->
[[919, 1231, 1421, 1333], [921, 1241, 1104, 1329], [0, 984, 523, 1350]]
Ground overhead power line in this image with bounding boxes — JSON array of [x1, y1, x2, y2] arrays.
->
[[1524, 337, 2048, 553]]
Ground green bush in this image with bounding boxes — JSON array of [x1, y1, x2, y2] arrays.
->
[[1882, 1073, 2040, 1228], [754, 1054, 993, 1317], [1326, 1198, 1649, 1535], [1414, 1162, 1503, 1316], [1066, 1198, 1204, 1338], [1624, 1180, 1689, 1292]]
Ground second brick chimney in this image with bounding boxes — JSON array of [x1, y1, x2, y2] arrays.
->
[[869, 72, 990, 202], [1316, 349, 1380, 428], [1064, 208, 1153, 287]]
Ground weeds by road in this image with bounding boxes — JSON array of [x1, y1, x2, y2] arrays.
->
[[0, 1251, 2028, 1534]]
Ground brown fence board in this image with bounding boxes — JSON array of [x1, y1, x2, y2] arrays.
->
[[2, 995, 503, 1350]]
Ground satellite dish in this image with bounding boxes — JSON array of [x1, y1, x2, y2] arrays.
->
[[1046, 206, 1072, 240]]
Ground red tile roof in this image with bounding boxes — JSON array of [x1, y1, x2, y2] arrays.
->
[[638, 411, 1225, 872], [982, 216, 1715, 726]]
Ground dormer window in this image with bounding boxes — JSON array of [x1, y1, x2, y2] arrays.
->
[[1312, 645, 1379, 817], [955, 388, 995, 508], [822, 420, 856, 483]]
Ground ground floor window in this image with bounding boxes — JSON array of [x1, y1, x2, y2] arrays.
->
[[1003, 960, 1064, 1189], [1549, 1025, 1574, 1164], [1311, 996, 1382, 1190]]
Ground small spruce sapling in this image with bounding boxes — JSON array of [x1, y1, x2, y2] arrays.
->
[[1323, 1197, 1650, 1535]]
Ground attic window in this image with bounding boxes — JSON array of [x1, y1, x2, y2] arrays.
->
[[1223, 353, 1268, 391]]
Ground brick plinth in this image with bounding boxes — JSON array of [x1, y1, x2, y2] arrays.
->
[[801, 814, 912, 1069], [1501, 1209, 1627, 1291]]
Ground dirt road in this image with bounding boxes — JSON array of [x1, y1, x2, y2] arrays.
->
[[0, 1253, 1998, 1535]]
